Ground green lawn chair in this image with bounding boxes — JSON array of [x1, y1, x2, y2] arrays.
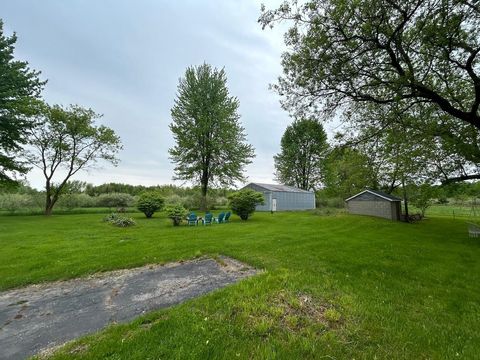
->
[[224, 211, 231, 222], [187, 213, 198, 226], [215, 212, 225, 224], [204, 212, 213, 225]]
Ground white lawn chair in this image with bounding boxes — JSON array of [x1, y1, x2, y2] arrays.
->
[[467, 222, 480, 237]]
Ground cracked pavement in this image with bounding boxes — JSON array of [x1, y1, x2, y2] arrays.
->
[[0, 257, 257, 359]]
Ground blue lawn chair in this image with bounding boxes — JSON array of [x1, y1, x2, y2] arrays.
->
[[187, 213, 198, 226], [224, 211, 231, 222], [215, 212, 225, 224], [204, 212, 213, 225]]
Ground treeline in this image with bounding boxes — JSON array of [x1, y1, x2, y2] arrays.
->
[[83, 182, 230, 198], [0, 181, 232, 214]]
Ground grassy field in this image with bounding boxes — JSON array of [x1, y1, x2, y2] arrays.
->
[[1, 211, 479, 359]]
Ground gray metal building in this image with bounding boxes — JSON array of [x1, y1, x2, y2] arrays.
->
[[345, 189, 402, 220], [242, 183, 316, 211]]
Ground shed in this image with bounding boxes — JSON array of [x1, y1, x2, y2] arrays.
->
[[242, 183, 316, 211], [345, 189, 402, 221]]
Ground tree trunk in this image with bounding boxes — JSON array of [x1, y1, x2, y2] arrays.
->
[[402, 178, 409, 222], [45, 194, 54, 215], [44, 181, 59, 215], [200, 173, 208, 212]]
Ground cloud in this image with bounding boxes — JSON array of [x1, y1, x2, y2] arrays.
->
[[3, 0, 292, 190]]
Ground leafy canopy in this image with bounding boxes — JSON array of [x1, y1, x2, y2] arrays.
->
[[0, 19, 45, 185], [260, 1, 480, 128], [274, 118, 329, 190], [26, 104, 122, 215], [169, 63, 255, 209]]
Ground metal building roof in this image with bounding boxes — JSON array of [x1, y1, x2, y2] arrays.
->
[[246, 183, 313, 194], [345, 189, 402, 202]]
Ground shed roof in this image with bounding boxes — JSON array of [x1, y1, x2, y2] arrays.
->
[[345, 189, 402, 202], [245, 183, 313, 194]]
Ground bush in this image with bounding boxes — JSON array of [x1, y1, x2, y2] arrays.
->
[[111, 216, 136, 227], [137, 192, 165, 218], [410, 184, 436, 217], [0, 194, 37, 212], [228, 189, 264, 220], [57, 193, 96, 210], [102, 213, 136, 227], [96, 193, 135, 208], [181, 193, 217, 210], [437, 196, 449, 204], [103, 213, 120, 222], [165, 204, 188, 226], [315, 195, 345, 209]]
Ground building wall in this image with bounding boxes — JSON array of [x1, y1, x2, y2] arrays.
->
[[272, 191, 315, 211], [242, 184, 315, 211], [243, 184, 272, 211], [347, 199, 399, 220]]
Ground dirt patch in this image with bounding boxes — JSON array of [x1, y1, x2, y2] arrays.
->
[[248, 291, 343, 337], [0, 256, 257, 360]]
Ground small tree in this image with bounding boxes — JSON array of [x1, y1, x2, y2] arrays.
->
[[169, 63, 255, 210], [137, 192, 165, 218], [410, 184, 437, 218], [26, 104, 122, 215], [228, 189, 264, 220], [165, 204, 188, 226]]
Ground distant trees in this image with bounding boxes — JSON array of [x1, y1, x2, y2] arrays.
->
[[169, 63, 255, 211], [274, 118, 328, 191], [0, 20, 45, 186], [26, 104, 122, 215]]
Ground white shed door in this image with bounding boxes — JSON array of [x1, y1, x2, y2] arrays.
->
[[272, 198, 277, 212]]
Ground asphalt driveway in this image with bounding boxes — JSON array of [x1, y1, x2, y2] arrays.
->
[[0, 257, 257, 359]]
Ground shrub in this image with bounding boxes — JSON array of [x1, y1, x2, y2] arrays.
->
[[165, 204, 188, 226], [57, 193, 96, 210], [228, 189, 264, 220], [410, 184, 436, 217], [111, 216, 136, 227], [437, 196, 449, 204], [137, 191, 165, 218], [96, 193, 135, 208], [315, 195, 345, 209], [0, 194, 37, 213], [102, 213, 136, 227], [103, 213, 120, 222]]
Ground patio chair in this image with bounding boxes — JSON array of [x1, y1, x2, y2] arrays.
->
[[215, 212, 225, 224], [224, 211, 231, 222], [467, 222, 480, 237], [187, 213, 198, 226], [204, 212, 213, 225]]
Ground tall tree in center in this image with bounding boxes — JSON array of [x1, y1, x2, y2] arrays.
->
[[169, 64, 255, 210]]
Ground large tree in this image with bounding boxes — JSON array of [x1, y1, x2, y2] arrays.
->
[[0, 20, 45, 185], [340, 102, 480, 184], [323, 146, 378, 198], [259, 1, 480, 132], [26, 104, 122, 215], [274, 117, 329, 190], [169, 63, 255, 210]]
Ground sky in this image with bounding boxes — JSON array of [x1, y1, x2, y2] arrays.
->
[[2, 0, 318, 190]]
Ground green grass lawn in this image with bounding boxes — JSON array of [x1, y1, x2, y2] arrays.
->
[[1, 211, 479, 359]]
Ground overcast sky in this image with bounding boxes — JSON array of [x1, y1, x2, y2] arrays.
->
[[2, 0, 310, 190]]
